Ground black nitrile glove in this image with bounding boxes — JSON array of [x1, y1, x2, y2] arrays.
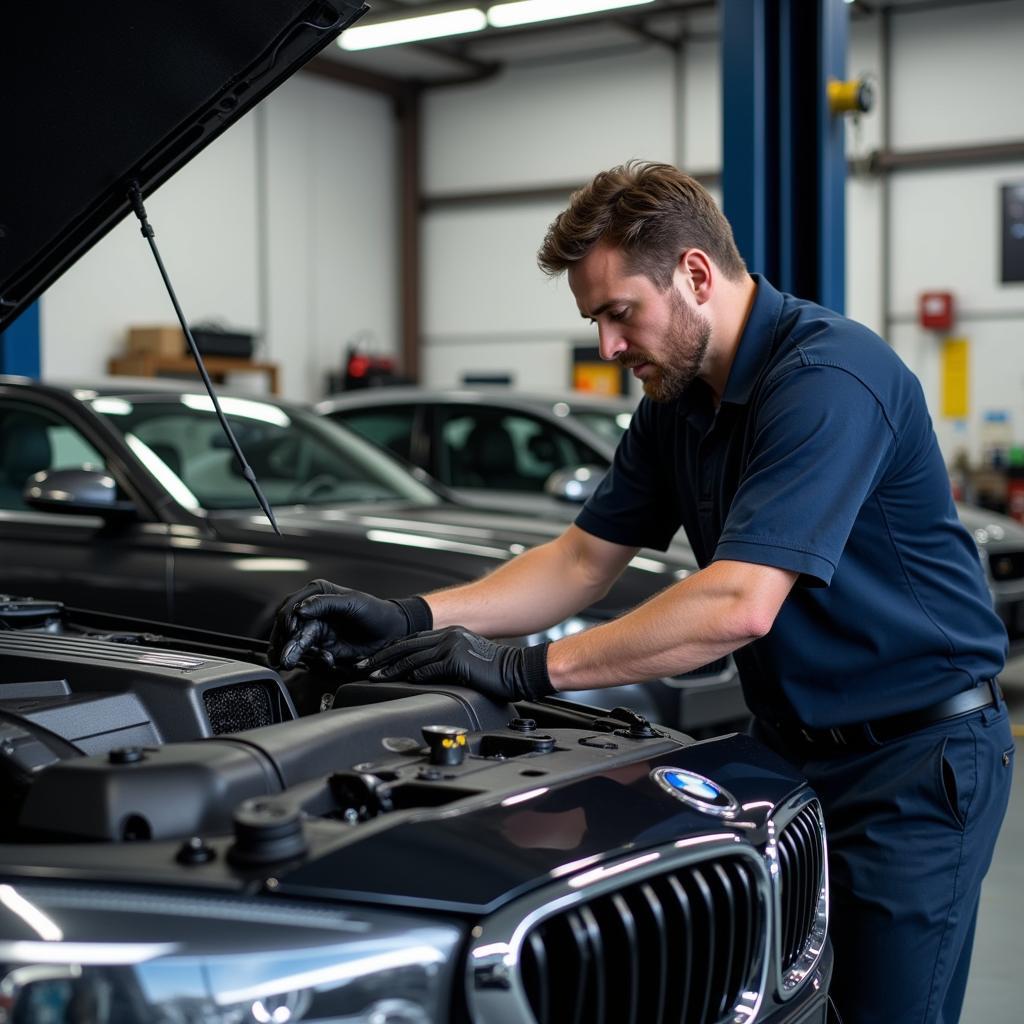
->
[[268, 579, 432, 671], [358, 627, 553, 702]]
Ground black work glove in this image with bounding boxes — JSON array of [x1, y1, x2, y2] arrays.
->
[[268, 579, 432, 671], [358, 627, 554, 702]]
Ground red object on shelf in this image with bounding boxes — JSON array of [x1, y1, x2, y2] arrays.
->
[[918, 291, 955, 330], [344, 347, 397, 389]]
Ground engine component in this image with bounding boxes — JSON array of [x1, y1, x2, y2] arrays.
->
[[422, 724, 468, 766]]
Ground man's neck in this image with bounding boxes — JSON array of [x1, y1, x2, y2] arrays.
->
[[700, 274, 759, 404]]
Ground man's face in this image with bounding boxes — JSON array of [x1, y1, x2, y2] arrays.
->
[[568, 243, 711, 403]]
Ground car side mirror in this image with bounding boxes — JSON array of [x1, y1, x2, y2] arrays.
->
[[23, 467, 137, 519], [543, 464, 605, 504]]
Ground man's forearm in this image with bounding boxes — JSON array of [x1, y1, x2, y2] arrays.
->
[[423, 527, 634, 638], [547, 560, 798, 690]]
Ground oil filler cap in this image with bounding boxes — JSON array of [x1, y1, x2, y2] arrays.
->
[[229, 800, 307, 866], [422, 725, 468, 766]]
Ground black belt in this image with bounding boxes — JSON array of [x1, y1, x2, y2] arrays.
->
[[773, 679, 1002, 750]]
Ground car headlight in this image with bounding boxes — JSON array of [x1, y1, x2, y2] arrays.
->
[[0, 883, 463, 1024]]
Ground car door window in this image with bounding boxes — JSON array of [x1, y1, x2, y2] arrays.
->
[[96, 398, 436, 509], [334, 406, 418, 463], [437, 406, 601, 492], [0, 403, 107, 510]]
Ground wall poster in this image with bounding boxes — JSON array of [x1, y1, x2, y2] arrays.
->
[[1001, 182, 1024, 284]]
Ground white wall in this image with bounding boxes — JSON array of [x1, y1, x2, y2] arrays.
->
[[421, 38, 721, 396], [40, 113, 261, 383], [263, 74, 399, 401], [847, 0, 1024, 464], [39, 71, 398, 403], [421, 0, 1024, 466]]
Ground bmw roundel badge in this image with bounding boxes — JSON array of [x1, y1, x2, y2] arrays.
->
[[651, 767, 740, 818]]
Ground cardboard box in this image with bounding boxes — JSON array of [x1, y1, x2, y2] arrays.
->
[[127, 325, 184, 358]]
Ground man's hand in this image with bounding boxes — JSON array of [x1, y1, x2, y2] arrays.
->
[[359, 627, 554, 703], [268, 579, 432, 670]]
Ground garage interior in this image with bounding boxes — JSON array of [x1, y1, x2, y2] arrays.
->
[[1, 0, 1023, 1019]]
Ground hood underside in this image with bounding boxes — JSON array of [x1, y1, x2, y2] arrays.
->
[[0, 0, 365, 332]]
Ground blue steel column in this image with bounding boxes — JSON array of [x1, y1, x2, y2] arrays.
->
[[721, 0, 769, 280], [0, 300, 41, 377], [721, 0, 848, 313], [818, 0, 848, 313]]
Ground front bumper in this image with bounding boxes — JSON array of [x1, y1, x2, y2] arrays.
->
[[759, 940, 834, 1024]]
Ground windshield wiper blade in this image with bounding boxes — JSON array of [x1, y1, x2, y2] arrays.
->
[[126, 182, 280, 535]]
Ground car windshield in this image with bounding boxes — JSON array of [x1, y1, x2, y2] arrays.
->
[[91, 394, 441, 510], [572, 408, 633, 444]]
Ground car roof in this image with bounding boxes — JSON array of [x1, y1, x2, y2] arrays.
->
[[315, 386, 638, 415], [6, 376, 312, 413]]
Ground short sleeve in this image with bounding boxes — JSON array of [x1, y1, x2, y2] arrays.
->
[[574, 399, 681, 550], [713, 363, 896, 585]]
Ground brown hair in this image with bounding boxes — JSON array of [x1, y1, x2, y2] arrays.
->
[[537, 160, 747, 287]]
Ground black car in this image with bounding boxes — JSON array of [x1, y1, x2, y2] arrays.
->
[[0, 376, 743, 729], [0, 594, 832, 1024]]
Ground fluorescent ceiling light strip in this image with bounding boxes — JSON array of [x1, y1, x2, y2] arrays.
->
[[487, 0, 656, 29], [339, 8, 487, 50]]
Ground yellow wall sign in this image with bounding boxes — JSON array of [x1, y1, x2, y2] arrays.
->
[[941, 338, 969, 419], [573, 361, 623, 396]]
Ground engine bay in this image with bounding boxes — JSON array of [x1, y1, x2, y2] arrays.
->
[[0, 596, 694, 863]]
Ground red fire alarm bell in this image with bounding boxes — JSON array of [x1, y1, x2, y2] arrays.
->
[[919, 291, 955, 331]]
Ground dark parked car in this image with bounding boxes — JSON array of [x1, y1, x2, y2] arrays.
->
[[0, 376, 742, 728], [319, 387, 1024, 659], [0, 595, 833, 1024]]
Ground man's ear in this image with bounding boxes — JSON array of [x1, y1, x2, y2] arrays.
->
[[677, 249, 714, 304]]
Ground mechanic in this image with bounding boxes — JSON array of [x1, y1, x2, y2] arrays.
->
[[270, 161, 1013, 1024]]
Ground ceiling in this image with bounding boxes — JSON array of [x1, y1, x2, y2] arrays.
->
[[309, 0, 990, 90]]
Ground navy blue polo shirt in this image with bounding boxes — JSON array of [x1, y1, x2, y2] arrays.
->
[[576, 275, 1006, 729]]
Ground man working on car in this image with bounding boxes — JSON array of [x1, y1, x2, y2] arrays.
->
[[270, 161, 1012, 1024]]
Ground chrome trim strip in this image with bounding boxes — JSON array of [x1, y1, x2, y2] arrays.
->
[[767, 794, 829, 1000], [465, 835, 772, 1024]]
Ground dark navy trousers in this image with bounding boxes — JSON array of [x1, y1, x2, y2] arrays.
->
[[755, 701, 1013, 1024]]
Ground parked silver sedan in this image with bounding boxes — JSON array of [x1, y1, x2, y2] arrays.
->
[[315, 387, 632, 514]]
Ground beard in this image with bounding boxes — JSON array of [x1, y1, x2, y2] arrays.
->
[[618, 288, 711, 403]]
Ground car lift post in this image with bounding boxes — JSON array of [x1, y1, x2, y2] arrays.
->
[[721, 0, 849, 313]]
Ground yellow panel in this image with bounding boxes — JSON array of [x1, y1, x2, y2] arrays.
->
[[573, 362, 622, 396], [941, 338, 969, 419]]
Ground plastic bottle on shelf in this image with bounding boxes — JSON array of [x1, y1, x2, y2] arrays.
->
[[981, 410, 1012, 468], [949, 448, 971, 502], [948, 419, 971, 501]]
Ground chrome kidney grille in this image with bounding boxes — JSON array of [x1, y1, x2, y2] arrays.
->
[[774, 800, 828, 993], [523, 855, 763, 1024], [468, 840, 771, 1024]]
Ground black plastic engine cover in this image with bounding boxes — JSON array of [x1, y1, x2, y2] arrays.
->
[[18, 691, 504, 841], [0, 631, 294, 747]]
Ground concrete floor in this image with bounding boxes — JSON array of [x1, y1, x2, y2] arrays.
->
[[959, 664, 1024, 1021]]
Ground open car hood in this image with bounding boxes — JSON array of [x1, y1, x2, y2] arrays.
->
[[0, 0, 365, 332]]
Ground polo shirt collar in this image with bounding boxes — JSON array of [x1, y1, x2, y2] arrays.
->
[[719, 274, 784, 407]]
